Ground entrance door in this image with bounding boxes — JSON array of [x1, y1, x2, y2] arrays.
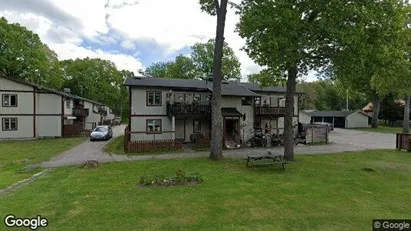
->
[[224, 118, 240, 142], [175, 119, 185, 142]]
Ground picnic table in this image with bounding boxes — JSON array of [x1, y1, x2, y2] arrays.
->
[[245, 150, 286, 170]]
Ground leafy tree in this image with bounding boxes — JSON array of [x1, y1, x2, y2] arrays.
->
[[191, 39, 241, 81], [0, 17, 64, 88], [61, 58, 123, 113], [237, 0, 336, 160], [142, 61, 172, 77], [248, 68, 287, 87], [328, 0, 410, 128], [379, 93, 404, 126], [119, 70, 134, 121], [199, 0, 229, 160], [167, 55, 196, 79]]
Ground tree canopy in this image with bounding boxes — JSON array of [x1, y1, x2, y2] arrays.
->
[[0, 17, 64, 88], [142, 39, 241, 81]]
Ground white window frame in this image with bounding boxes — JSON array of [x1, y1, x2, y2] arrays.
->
[[146, 119, 162, 133], [2, 118, 18, 131], [2, 94, 17, 107], [147, 91, 162, 106]]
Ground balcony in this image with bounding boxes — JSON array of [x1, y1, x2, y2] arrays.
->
[[72, 108, 89, 117], [255, 106, 285, 117], [167, 103, 211, 119]]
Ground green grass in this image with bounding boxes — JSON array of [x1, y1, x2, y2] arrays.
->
[[355, 126, 405, 134], [0, 138, 85, 189], [1, 150, 411, 230]]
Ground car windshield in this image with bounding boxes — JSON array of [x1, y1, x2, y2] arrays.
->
[[94, 127, 107, 132]]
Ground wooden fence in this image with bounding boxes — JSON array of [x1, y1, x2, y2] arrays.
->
[[63, 122, 95, 137], [305, 124, 329, 144], [396, 133, 411, 151], [194, 139, 210, 149], [123, 127, 182, 153]]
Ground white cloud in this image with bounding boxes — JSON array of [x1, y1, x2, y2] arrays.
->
[[52, 44, 143, 73], [120, 40, 136, 50]]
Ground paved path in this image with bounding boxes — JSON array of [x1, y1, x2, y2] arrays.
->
[[41, 128, 396, 167], [40, 125, 127, 168]]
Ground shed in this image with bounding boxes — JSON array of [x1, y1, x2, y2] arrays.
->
[[310, 110, 371, 128], [299, 110, 316, 124]]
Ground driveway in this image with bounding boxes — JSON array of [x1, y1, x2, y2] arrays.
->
[[41, 127, 396, 167], [40, 125, 128, 168]]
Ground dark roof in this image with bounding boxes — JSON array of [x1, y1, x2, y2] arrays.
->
[[310, 110, 370, 118], [1, 75, 104, 106], [221, 108, 243, 117], [238, 82, 304, 94], [124, 76, 259, 97]]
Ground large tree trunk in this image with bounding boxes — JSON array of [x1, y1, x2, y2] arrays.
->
[[371, 95, 380, 128], [403, 94, 410, 134], [210, 0, 228, 160], [284, 66, 297, 161]]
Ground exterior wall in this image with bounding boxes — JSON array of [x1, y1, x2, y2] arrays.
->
[[64, 98, 73, 116], [0, 78, 35, 139], [130, 116, 173, 141], [131, 87, 168, 115], [105, 106, 115, 120], [84, 101, 102, 130], [299, 112, 311, 124], [346, 112, 370, 128], [221, 96, 254, 142], [0, 116, 33, 139], [36, 93, 62, 137], [277, 117, 299, 134], [175, 118, 210, 143]]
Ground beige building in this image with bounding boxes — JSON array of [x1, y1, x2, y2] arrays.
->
[[123, 77, 304, 148], [0, 76, 110, 140]]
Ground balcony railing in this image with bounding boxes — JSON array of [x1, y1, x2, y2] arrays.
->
[[72, 108, 89, 117], [167, 103, 211, 118], [255, 106, 285, 116]]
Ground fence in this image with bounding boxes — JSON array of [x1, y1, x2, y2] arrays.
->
[[396, 133, 411, 151], [63, 122, 96, 137], [305, 124, 329, 144], [194, 139, 210, 149], [123, 127, 182, 153]]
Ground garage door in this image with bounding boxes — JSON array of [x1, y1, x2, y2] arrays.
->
[[333, 117, 346, 128]]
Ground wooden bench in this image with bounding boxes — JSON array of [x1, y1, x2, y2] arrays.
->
[[245, 150, 286, 170]]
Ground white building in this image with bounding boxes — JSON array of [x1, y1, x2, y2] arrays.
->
[[123, 77, 304, 148], [0, 76, 110, 140]]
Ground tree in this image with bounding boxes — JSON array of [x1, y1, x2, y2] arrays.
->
[[167, 55, 196, 79], [248, 68, 287, 87], [191, 39, 241, 81], [237, 0, 335, 161], [199, 0, 229, 160], [120, 70, 134, 121], [142, 61, 172, 77], [379, 94, 404, 126], [61, 58, 123, 112], [0, 17, 64, 88], [329, 0, 410, 128]]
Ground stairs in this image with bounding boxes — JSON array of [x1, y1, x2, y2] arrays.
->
[[225, 136, 240, 149]]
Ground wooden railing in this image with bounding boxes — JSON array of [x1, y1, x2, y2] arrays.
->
[[255, 106, 285, 116], [72, 107, 89, 117], [123, 127, 182, 153], [167, 103, 211, 118], [396, 133, 411, 151]]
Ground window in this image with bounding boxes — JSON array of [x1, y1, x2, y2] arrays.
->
[[146, 119, 162, 133], [193, 120, 201, 133], [2, 118, 18, 131], [241, 97, 252, 106], [147, 91, 162, 106], [66, 100, 71, 109], [193, 93, 201, 102], [2, 94, 17, 107]]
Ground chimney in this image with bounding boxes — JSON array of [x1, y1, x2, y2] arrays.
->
[[63, 88, 71, 94]]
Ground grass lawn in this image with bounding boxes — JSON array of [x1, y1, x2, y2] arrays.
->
[[0, 138, 85, 189], [1, 150, 411, 230], [355, 126, 405, 134]]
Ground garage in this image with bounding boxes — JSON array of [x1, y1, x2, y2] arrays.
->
[[309, 110, 371, 128]]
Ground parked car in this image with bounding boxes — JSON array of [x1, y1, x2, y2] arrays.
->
[[312, 122, 334, 132], [90, 126, 113, 141]]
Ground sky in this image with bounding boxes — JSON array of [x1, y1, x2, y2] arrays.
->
[[0, 0, 317, 82]]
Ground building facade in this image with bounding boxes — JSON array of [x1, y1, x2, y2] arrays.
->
[[0, 76, 110, 140], [124, 77, 303, 148]]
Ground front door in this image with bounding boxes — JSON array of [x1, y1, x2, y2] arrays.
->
[[175, 119, 185, 142], [224, 118, 240, 142]]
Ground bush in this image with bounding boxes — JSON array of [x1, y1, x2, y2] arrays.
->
[[139, 169, 203, 187]]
